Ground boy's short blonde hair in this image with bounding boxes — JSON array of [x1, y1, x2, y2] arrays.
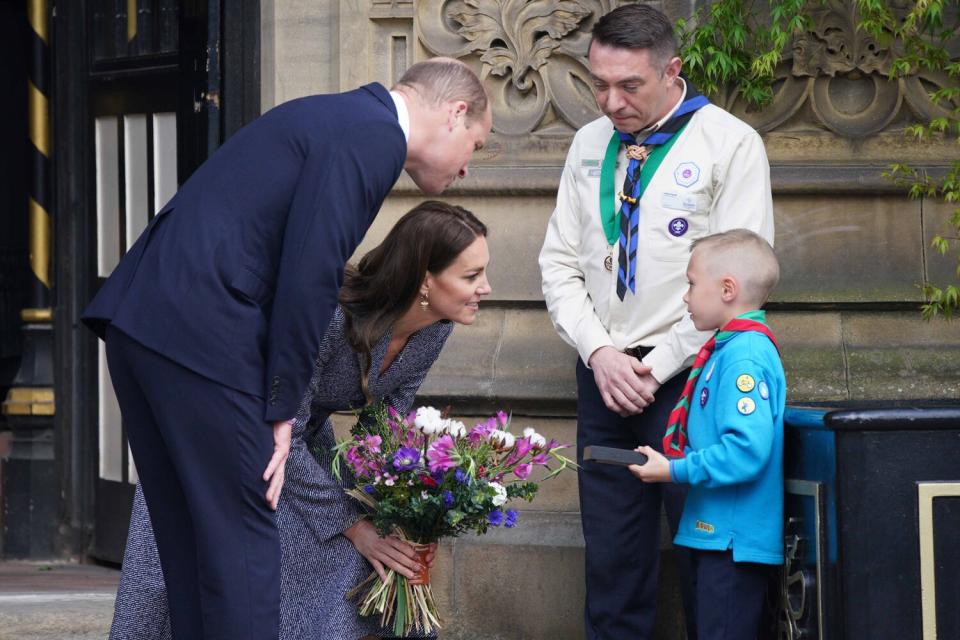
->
[[691, 229, 779, 305]]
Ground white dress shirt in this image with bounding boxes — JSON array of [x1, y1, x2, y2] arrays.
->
[[389, 91, 410, 143]]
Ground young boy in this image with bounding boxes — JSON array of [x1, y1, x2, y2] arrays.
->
[[629, 228, 784, 640]]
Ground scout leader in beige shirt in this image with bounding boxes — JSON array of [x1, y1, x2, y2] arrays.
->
[[539, 74, 774, 415]]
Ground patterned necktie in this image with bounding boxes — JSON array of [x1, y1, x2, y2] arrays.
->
[[616, 86, 709, 300], [662, 316, 780, 458]]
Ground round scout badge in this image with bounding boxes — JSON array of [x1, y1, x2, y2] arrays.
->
[[737, 397, 756, 415], [736, 374, 755, 393], [758, 380, 769, 400]]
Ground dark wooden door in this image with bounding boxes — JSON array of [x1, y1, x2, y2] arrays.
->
[[86, 0, 207, 563]]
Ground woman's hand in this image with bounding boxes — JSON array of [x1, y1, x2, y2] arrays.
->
[[343, 520, 424, 582], [628, 446, 671, 483]]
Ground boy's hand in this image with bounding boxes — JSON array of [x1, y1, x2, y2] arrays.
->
[[628, 446, 671, 483]]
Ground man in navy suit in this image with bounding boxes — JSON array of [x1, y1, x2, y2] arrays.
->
[[84, 57, 491, 639]]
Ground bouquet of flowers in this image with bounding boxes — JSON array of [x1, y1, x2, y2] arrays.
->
[[331, 403, 575, 636]]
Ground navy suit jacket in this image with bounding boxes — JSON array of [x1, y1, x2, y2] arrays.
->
[[83, 83, 406, 421]]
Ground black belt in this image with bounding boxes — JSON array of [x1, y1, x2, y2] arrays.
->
[[624, 345, 654, 360]]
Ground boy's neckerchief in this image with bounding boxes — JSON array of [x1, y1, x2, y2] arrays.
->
[[662, 310, 779, 458]]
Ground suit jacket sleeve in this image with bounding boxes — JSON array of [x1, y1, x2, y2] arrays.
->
[[264, 121, 404, 421]]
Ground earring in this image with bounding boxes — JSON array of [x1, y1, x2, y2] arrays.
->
[[420, 291, 430, 310]]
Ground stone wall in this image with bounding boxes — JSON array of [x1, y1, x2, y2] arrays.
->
[[266, 2, 960, 638]]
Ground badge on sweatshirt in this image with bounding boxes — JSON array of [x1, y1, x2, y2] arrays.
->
[[674, 162, 700, 187], [704, 361, 716, 382], [737, 397, 756, 415], [736, 374, 756, 393], [758, 380, 769, 400], [695, 520, 715, 534], [700, 387, 709, 408]]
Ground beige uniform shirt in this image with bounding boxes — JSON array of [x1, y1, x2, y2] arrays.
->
[[539, 101, 774, 385]]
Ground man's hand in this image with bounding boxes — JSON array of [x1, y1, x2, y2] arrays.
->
[[344, 520, 425, 582], [636, 373, 661, 402], [628, 446, 671, 483], [588, 346, 655, 416], [263, 420, 292, 510]]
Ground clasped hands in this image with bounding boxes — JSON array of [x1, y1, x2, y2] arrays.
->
[[588, 346, 661, 417]]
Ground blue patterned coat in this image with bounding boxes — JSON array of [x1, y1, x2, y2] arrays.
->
[[109, 308, 453, 639]]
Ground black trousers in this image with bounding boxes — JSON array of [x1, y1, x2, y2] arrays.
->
[[106, 326, 280, 639], [576, 359, 697, 640], [691, 550, 770, 640]]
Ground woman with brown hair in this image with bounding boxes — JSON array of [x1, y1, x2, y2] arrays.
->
[[110, 201, 490, 640]]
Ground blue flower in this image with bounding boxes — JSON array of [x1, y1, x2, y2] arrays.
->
[[455, 468, 471, 485], [363, 485, 376, 494], [432, 469, 445, 484], [505, 509, 518, 528], [392, 447, 421, 472], [442, 490, 454, 508], [487, 509, 504, 527]]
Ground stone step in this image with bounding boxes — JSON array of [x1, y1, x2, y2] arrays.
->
[[0, 561, 118, 640]]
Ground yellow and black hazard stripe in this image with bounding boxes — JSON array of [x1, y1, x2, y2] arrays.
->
[[27, 0, 51, 299], [4, 0, 56, 417]]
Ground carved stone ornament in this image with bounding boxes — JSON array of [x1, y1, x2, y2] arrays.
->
[[415, 0, 958, 139], [417, 0, 626, 135], [718, 0, 959, 137]]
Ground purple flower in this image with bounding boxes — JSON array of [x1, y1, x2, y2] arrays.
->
[[514, 463, 532, 479], [487, 509, 504, 526], [454, 468, 471, 485], [442, 490, 454, 508], [363, 485, 376, 494], [392, 447, 421, 472], [427, 435, 459, 473], [505, 509, 518, 528], [432, 469, 445, 484], [496, 410, 509, 426]]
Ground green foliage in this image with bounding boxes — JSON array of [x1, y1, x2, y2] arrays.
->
[[678, 0, 960, 318], [677, 0, 812, 107]]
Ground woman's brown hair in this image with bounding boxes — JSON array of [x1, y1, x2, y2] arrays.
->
[[338, 200, 487, 392]]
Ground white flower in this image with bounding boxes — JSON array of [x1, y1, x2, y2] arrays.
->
[[421, 491, 430, 499], [490, 429, 516, 449], [523, 427, 547, 448], [385, 477, 395, 486], [489, 481, 508, 506], [445, 420, 467, 438], [415, 406, 444, 434]]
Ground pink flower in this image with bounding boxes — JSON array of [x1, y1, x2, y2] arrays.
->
[[506, 438, 534, 466], [514, 463, 532, 479], [496, 411, 509, 426], [468, 420, 496, 445], [531, 452, 550, 466], [364, 435, 382, 453], [426, 435, 459, 473]]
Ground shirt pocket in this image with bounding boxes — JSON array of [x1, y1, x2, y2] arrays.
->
[[645, 189, 711, 262]]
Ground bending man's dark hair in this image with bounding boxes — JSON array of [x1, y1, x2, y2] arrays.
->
[[590, 4, 678, 71]]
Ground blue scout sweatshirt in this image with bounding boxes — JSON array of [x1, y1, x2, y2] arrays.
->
[[669, 312, 786, 564]]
